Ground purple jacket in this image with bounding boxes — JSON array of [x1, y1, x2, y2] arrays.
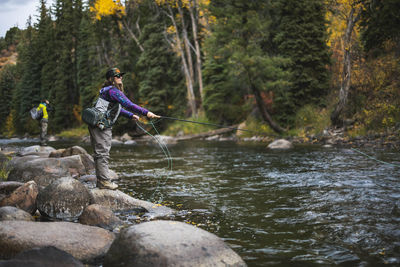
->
[[99, 86, 148, 119]]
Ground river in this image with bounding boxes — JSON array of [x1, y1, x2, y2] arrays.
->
[[103, 140, 400, 266], [4, 139, 400, 266]]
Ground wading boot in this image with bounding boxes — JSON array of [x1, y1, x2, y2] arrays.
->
[[97, 180, 118, 190]]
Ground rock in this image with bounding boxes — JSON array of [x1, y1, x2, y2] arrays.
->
[[111, 139, 123, 145], [0, 206, 34, 221], [77, 175, 96, 189], [49, 146, 95, 173], [48, 148, 67, 158], [48, 135, 60, 142], [89, 189, 174, 219], [120, 133, 132, 142], [7, 155, 88, 188], [0, 246, 84, 267], [0, 221, 115, 264], [17, 145, 56, 157], [49, 146, 89, 158], [0, 181, 24, 195], [103, 220, 246, 267], [123, 140, 136, 145], [36, 177, 91, 220], [0, 181, 38, 214], [267, 139, 293, 149], [79, 204, 123, 231]]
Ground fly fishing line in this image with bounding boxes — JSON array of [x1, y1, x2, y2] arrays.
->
[[351, 147, 400, 167], [135, 120, 173, 203]]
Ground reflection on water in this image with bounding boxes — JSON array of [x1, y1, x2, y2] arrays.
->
[[108, 141, 400, 266]]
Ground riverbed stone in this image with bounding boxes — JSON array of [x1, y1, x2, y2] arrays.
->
[[0, 246, 84, 267], [0, 206, 34, 221], [0, 181, 24, 195], [49, 146, 94, 173], [123, 140, 137, 145], [120, 133, 132, 142], [267, 139, 293, 149], [89, 188, 174, 218], [0, 221, 115, 264], [111, 139, 123, 145], [36, 177, 91, 220], [7, 155, 87, 188], [0, 181, 38, 214], [103, 220, 247, 267], [78, 204, 123, 231], [17, 145, 56, 157]]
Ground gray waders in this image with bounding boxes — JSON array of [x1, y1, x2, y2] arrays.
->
[[86, 87, 121, 186], [89, 125, 112, 183], [40, 118, 48, 146]]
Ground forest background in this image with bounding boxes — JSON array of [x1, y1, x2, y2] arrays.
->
[[0, 0, 399, 139]]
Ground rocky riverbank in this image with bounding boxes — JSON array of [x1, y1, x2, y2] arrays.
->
[[0, 145, 246, 266]]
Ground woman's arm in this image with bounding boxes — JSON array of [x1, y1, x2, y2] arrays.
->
[[108, 88, 148, 116]]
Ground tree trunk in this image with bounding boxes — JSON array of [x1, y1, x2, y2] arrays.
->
[[178, 4, 195, 85], [189, 0, 204, 110], [122, 19, 144, 52], [167, 5, 197, 116], [177, 126, 237, 141], [331, 7, 361, 126], [251, 83, 285, 134]]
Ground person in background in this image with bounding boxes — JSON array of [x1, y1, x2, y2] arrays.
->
[[37, 99, 50, 146], [89, 67, 160, 190]]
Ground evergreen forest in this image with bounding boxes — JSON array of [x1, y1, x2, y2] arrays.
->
[[0, 0, 399, 138]]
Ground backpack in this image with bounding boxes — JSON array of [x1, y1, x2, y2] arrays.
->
[[30, 107, 43, 120], [82, 87, 121, 130], [82, 107, 105, 129]]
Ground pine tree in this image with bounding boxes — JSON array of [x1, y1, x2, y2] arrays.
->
[[273, 0, 331, 110], [51, 0, 82, 131], [360, 0, 400, 54], [0, 65, 17, 131], [77, 9, 102, 110], [13, 17, 42, 133], [137, 22, 185, 120], [203, 0, 291, 132]]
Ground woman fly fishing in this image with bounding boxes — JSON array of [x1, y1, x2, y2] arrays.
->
[[88, 67, 160, 190]]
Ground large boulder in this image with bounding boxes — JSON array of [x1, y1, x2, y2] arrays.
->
[[17, 146, 56, 157], [0, 206, 34, 222], [49, 146, 94, 173], [267, 139, 293, 149], [78, 204, 123, 231], [0, 221, 115, 264], [103, 220, 246, 267], [90, 188, 174, 218], [37, 177, 91, 220], [0, 246, 84, 267], [0, 181, 38, 214], [7, 155, 87, 188]]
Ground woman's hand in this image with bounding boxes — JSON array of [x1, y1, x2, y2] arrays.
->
[[131, 114, 140, 121], [147, 111, 160, 119]]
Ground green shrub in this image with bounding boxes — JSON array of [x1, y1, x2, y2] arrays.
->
[[294, 105, 331, 135]]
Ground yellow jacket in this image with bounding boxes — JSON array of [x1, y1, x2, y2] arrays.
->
[[37, 103, 48, 119]]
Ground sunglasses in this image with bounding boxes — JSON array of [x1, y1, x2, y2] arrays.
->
[[114, 74, 123, 78]]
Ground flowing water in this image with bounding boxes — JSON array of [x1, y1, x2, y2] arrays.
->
[[104, 140, 400, 267], [5, 139, 400, 266]]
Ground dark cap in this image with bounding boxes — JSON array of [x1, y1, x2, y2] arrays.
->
[[106, 68, 125, 79]]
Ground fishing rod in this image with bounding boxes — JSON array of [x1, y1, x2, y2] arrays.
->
[[158, 116, 271, 136]]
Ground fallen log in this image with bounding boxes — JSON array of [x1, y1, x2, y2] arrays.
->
[[176, 126, 237, 141]]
